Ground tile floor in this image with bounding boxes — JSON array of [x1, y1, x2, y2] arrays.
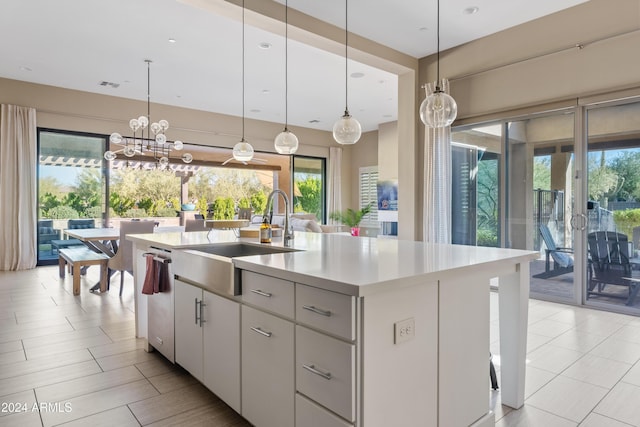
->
[[1, 266, 640, 426]]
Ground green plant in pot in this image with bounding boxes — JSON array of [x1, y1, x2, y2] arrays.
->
[[329, 204, 372, 236]]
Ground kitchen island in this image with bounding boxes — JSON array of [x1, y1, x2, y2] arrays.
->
[[128, 230, 538, 427]]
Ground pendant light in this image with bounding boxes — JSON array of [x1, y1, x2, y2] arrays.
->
[[233, 0, 255, 162], [419, 0, 457, 128], [332, 0, 361, 145], [274, 0, 299, 154]]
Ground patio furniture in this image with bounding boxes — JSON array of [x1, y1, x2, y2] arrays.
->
[[51, 218, 97, 254], [533, 224, 574, 279], [38, 219, 60, 246], [587, 231, 640, 306]]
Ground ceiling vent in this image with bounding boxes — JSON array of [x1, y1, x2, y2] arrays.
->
[[98, 81, 120, 88], [308, 119, 320, 123]]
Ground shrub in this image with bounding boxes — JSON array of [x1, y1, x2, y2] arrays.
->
[[84, 206, 103, 219], [48, 205, 79, 219], [476, 229, 498, 247], [156, 207, 178, 217], [613, 208, 640, 237], [121, 208, 148, 218]]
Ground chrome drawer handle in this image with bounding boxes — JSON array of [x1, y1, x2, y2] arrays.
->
[[251, 289, 273, 298], [302, 305, 332, 317], [303, 364, 332, 380], [250, 326, 272, 338]]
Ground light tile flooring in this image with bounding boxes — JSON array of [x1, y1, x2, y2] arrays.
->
[[2, 266, 640, 426]]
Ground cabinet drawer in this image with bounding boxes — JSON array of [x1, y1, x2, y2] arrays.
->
[[242, 271, 294, 319], [296, 393, 353, 427], [296, 284, 355, 340], [296, 326, 355, 422], [242, 305, 294, 427]]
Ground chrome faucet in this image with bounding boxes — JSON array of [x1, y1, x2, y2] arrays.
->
[[265, 189, 294, 245]]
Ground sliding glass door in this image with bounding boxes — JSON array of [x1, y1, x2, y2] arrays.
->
[[37, 129, 107, 265], [585, 100, 640, 313]]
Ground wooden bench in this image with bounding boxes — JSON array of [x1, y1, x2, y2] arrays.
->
[[58, 247, 110, 295]]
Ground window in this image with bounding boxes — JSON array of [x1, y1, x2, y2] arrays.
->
[[292, 156, 326, 222], [359, 166, 378, 224]]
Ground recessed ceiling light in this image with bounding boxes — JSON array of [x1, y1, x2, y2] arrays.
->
[[168, 38, 177, 43], [379, 80, 385, 84], [19, 66, 32, 72], [258, 42, 272, 49], [261, 89, 270, 94], [308, 119, 320, 124], [463, 6, 479, 15], [350, 72, 365, 78]]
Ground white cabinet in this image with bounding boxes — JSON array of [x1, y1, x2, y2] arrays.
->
[[174, 279, 241, 413], [175, 279, 204, 381], [241, 304, 294, 427], [203, 289, 240, 413]]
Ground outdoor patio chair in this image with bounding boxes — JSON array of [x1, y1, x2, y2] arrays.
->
[[587, 231, 640, 306], [533, 224, 574, 279], [184, 219, 208, 232]]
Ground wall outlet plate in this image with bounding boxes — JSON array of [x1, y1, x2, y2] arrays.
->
[[394, 317, 415, 344]]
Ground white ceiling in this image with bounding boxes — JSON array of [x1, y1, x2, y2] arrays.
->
[[0, 0, 587, 134]]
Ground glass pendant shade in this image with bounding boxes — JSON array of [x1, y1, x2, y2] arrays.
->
[[274, 128, 299, 154], [419, 90, 458, 128], [104, 150, 117, 161], [233, 141, 254, 162], [182, 153, 193, 163], [110, 132, 123, 144], [173, 140, 183, 150], [333, 112, 362, 145]]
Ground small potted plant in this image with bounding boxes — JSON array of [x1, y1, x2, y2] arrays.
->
[[329, 204, 372, 236]]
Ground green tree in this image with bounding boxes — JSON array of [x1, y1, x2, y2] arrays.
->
[[251, 191, 267, 215], [610, 151, 640, 201], [477, 159, 499, 242], [212, 197, 235, 220], [533, 156, 551, 190], [588, 154, 619, 206], [295, 175, 321, 218]]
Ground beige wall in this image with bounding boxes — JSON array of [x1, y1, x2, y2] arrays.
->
[[349, 131, 379, 208], [419, 0, 640, 121]]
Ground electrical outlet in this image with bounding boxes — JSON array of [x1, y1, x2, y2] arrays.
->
[[394, 318, 415, 344]]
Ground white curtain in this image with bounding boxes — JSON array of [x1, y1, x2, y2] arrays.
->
[[0, 104, 37, 270], [327, 146, 342, 223], [423, 79, 452, 244]]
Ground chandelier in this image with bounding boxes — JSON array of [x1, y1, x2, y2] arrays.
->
[[104, 59, 193, 168]]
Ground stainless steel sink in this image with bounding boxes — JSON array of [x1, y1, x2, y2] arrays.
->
[[172, 243, 299, 296], [189, 242, 298, 258]]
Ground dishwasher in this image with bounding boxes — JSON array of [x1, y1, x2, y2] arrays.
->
[[144, 246, 175, 363]]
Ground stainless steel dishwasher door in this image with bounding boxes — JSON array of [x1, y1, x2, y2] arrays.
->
[[145, 248, 175, 363]]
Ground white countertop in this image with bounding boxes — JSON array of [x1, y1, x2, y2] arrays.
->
[[128, 230, 538, 296]]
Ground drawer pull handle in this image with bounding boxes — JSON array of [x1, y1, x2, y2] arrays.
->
[[251, 289, 273, 298], [303, 305, 332, 317], [303, 364, 332, 380], [250, 326, 273, 338]]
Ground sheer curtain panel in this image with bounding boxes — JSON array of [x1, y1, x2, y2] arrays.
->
[[328, 146, 342, 224], [423, 80, 452, 244], [0, 104, 37, 270]]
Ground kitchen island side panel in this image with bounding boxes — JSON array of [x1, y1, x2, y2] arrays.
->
[[361, 280, 438, 427]]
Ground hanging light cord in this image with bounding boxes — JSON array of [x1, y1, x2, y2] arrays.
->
[[241, 0, 246, 141], [284, 0, 289, 130], [344, 0, 349, 115], [435, 0, 441, 90]]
